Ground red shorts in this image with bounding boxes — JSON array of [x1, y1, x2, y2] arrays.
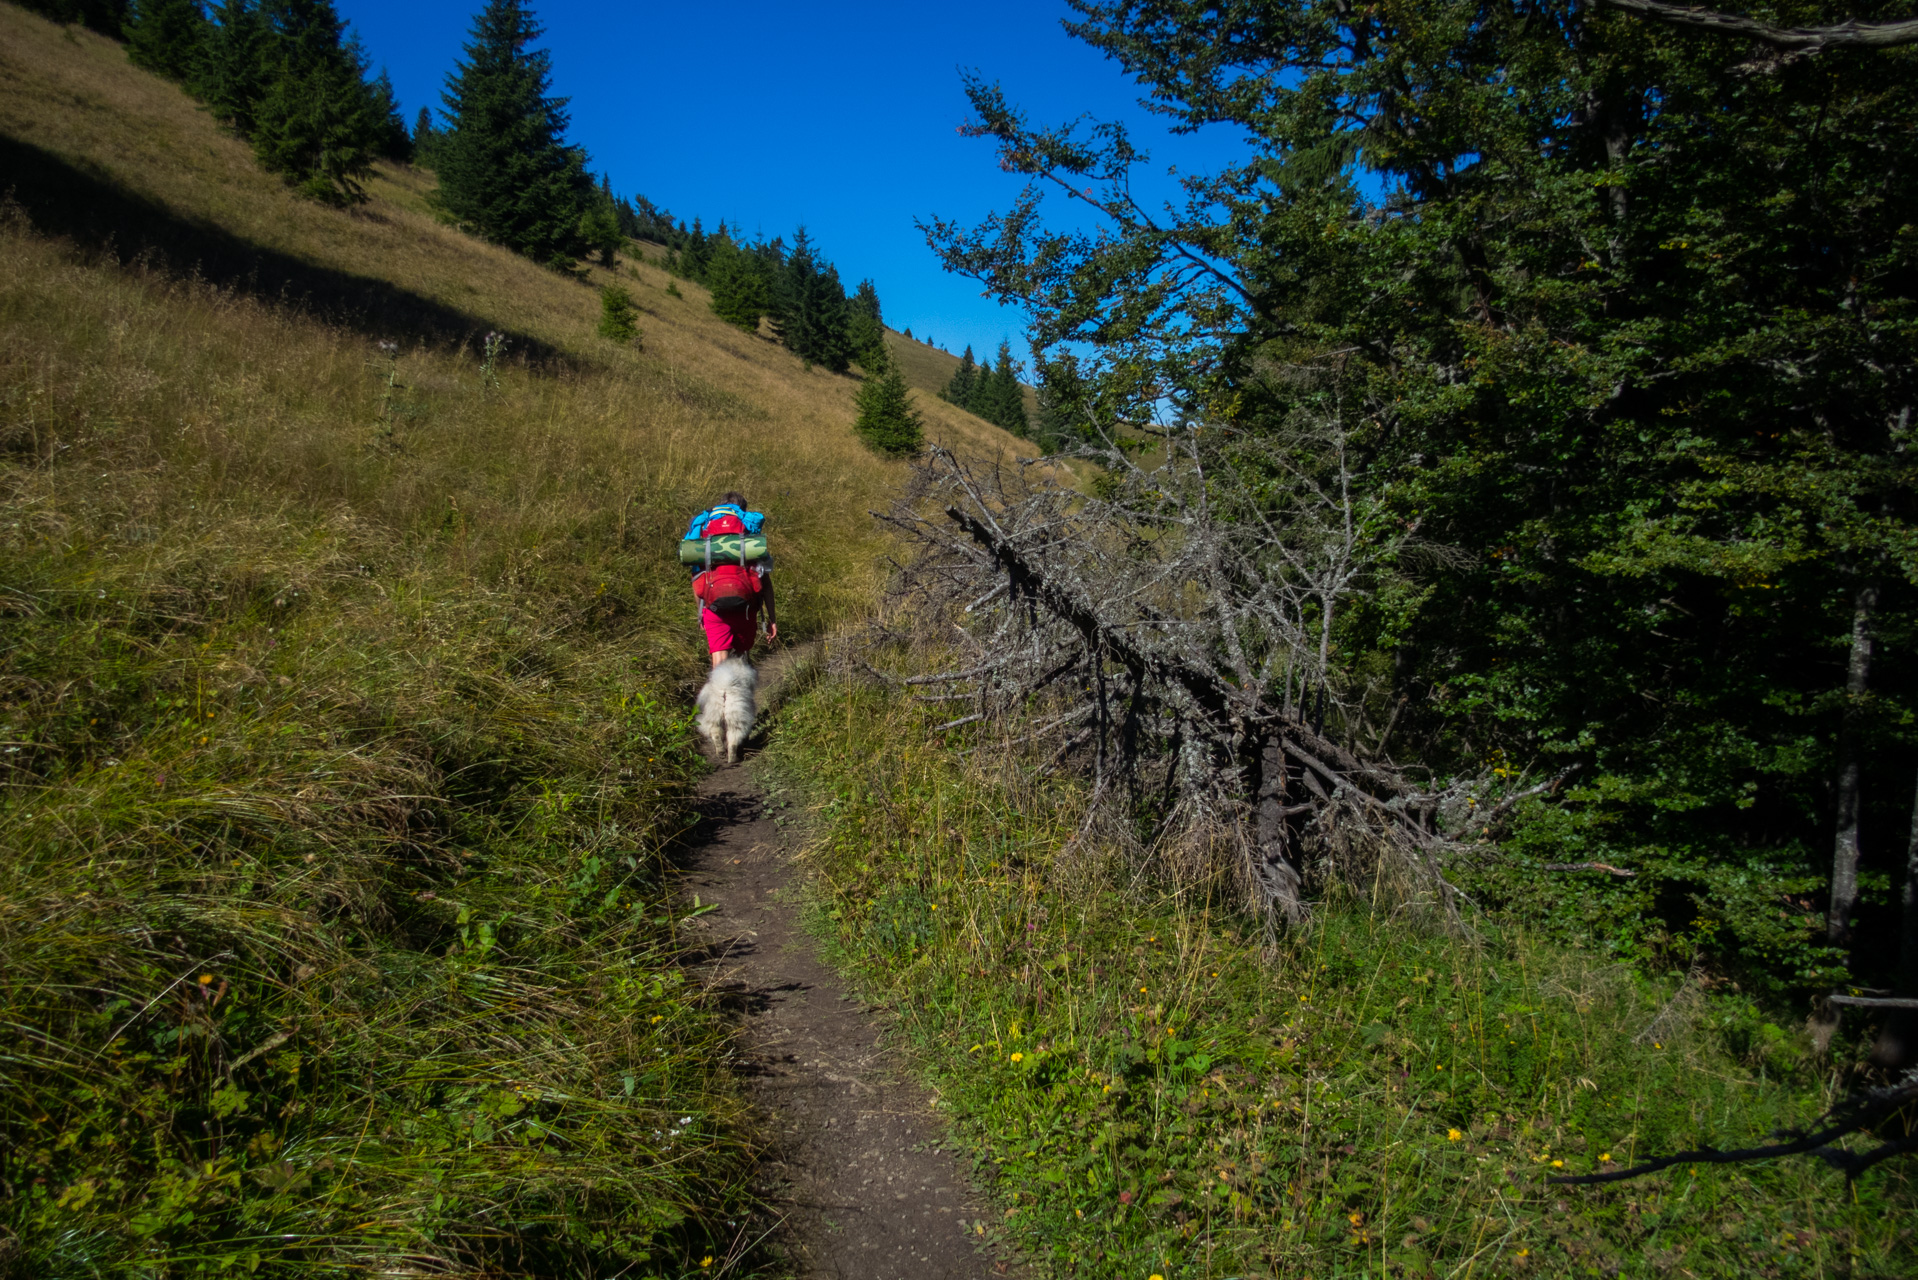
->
[[701, 604, 757, 654]]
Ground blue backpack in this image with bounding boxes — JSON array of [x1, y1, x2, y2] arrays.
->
[[683, 505, 765, 539]]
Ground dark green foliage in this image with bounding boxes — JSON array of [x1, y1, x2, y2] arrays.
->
[[1031, 351, 1092, 453], [852, 347, 922, 456], [778, 227, 852, 372], [580, 179, 623, 266], [945, 343, 977, 406], [248, 6, 385, 204], [435, 0, 592, 267], [410, 105, 439, 167], [672, 216, 712, 280], [597, 283, 638, 342], [944, 341, 1031, 435], [848, 277, 885, 370], [933, 3, 1918, 1000], [196, 0, 271, 136], [172, 0, 390, 202], [975, 338, 1029, 436], [17, 0, 129, 36], [366, 67, 410, 161], [124, 0, 208, 81], [706, 234, 773, 333], [617, 193, 675, 244]]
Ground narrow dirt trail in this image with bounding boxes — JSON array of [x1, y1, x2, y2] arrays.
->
[[676, 664, 1007, 1280]]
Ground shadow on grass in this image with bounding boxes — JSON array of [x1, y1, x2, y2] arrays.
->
[[0, 133, 567, 365]]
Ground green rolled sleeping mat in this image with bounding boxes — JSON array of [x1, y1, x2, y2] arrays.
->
[[677, 533, 769, 565]]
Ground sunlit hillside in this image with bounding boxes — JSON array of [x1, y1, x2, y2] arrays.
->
[[0, 3, 1029, 1272], [884, 330, 1042, 425]]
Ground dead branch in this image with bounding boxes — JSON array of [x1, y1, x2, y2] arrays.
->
[[1596, 0, 1918, 47], [872, 441, 1499, 931], [1549, 1069, 1918, 1184]]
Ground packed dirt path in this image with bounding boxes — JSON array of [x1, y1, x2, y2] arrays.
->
[[676, 658, 1007, 1280]]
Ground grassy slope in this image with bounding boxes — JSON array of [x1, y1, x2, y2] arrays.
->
[[0, 5, 1029, 1274], [766, 678, 1918, 1276]]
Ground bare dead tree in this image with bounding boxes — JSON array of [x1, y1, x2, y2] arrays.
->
[[869, 407, 1514, 934]]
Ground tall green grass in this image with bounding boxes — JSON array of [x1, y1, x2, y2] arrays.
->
[[0, 490, 749, 1272], [0, 120, 865, 1274], [766, 674, 1918, 1278]]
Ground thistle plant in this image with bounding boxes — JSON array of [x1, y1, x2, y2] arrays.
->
[[372, 339, 401, 445], [480, 329, 508, 392]]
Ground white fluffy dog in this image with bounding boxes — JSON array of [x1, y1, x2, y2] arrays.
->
[[695, 657, 758, 764]]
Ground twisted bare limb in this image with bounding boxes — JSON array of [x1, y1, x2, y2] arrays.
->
[[1596, 0, 1918, 48], [870, 444, 1494, 931]]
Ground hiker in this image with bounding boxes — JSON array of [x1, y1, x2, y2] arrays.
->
[[683, 491, 776, 668]]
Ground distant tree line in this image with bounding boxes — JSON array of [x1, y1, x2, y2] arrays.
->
[[644, 219, 887, 374], [38, 0, 922, 431], [94, 0, 410, 203], [17, 0, 134, 38], [943, 340, 1032, 437]]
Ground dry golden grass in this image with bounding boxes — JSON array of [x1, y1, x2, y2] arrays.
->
[[0, 3, 1035, 647], [885, 330, 1041, 424]]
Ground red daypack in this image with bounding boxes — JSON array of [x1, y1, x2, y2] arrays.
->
[[694, 563, 759, 612], [688, 509, 759, 611]]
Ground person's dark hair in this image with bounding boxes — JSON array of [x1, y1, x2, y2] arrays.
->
[[718, 491, 747, 508]]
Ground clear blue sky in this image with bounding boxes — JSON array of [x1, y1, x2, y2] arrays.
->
[[334, 0, 1247, 368]]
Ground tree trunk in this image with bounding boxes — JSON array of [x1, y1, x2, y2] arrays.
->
[[1829, 583, 1878, 948], [1255, 736, 1306, 930], [1872, 767, 1918, 1069], [1904, 767, 1918, 994], [1816, 583, 1877, 1054]]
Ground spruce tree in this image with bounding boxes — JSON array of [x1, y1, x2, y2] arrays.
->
[[597, 284, 639, 342], [367, 68, 410, 161], [848, 277, 885, 370], [580, 176, 622, 265], [125, 0, 210, 82], [248, 1, 384, 203], [779, 228, 852, 372], [977, 339, 1030, 436], [946, 344, 977, 407], [680, 216, 712, 280], [707, 236, 772, 332], [411, 105, 438, 166], [852, 348, 923, 457], [198, 0, 271, 136], [1032, 351, 1089, 452], [436, 0, 592, 267]]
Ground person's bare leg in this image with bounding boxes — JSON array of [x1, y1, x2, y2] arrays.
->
[[710, 649, 730, 668]]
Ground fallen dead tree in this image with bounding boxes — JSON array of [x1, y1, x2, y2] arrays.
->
[[866, 430, 1544, 933]]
